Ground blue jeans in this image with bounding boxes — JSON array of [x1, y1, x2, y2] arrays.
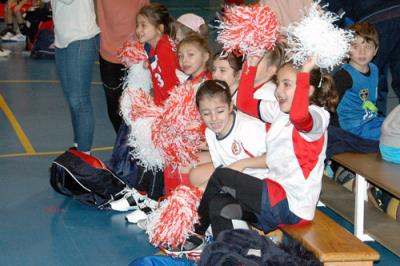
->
[[55, 35, 99, 152]]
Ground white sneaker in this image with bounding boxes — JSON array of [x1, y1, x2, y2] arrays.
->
[[125, 209, 148, 224], [0, 48, 11, 57], [9, 33, 26, 42], [2, 32, 15, 41], [109, 188, 146, 212]]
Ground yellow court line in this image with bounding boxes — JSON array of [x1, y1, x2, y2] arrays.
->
[[0, 146, 113, 159], [0, 80, 102, 85], [0, 93, 36, 154]]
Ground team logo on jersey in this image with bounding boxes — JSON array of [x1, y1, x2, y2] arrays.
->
[[359, 89, 369, 101], [232, 140, 242, 155]]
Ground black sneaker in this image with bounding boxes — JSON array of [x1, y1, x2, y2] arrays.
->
[[161, 233, 206, 260]]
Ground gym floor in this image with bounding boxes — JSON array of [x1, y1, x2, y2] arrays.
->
[[0, 1, 399, 265]]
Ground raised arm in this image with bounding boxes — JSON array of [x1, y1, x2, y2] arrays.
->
[[236, 63, 261, 118]]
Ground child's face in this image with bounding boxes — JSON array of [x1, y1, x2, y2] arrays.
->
[[212, 58, 240, 89], [349, 36, 377, 71], [198, 96, 234, 138], [274, 64, 297, 113], [178, 43, 209, 77], [255, 55, 277, 85], [136, 15, 162, 47]]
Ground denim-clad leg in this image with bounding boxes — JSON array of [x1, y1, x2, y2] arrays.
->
[[55, 35, 99, 152]]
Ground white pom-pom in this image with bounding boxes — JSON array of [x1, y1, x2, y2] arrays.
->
[[128, 117, 164, 171], [285, 2, 354, 70], [146, 185, 203, 249]]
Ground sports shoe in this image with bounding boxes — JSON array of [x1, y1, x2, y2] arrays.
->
[[9, 33, 26, 42], [161, 233, 206, 260], [125, 209, 148, 224], [0, 48, 11, 57], [109, 188, 145, 212], [2, 32, 15, 41]]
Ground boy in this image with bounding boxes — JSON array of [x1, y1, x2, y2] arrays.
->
[[334, 22, 384, 141]]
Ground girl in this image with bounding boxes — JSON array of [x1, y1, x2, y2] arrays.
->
[[191, 56, 334, 248], [240, 43, 286, 103], [136, 3, 180, 106], [177, 33, 212, 86], [191, 80, 268, 190], [174, 13, 208, 43], [211, 52, 243, 104]]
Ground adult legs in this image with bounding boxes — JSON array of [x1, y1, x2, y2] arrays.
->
[[99, 55, 125, 133], [374, 18, 400, 115], [55, 35, 99, 152]]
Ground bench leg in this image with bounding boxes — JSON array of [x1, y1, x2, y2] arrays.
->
[[354, 174, 374, 241]]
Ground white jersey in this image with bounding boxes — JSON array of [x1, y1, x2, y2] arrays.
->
[[206, 111, 268, 179], [259, 100, 330, 220], [253, 80, 276, 101]]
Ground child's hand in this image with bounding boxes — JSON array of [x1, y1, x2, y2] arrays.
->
[[247, 51, 265, 67], [301, 55, 318, 73], [143, 61, 149, 69]]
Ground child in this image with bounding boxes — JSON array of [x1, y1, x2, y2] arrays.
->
[[380, 105, 400, 164], [334, 22, 384, 141], [110, 33, 213, 215], [240, 43, 286, 106], [190, 80, 268, 190], [136, 3, 180, 106], [177, 33, 211, 86], [192, 56, 334, 245], [211, 52, 243, 104], [174, 13, 208, 43]]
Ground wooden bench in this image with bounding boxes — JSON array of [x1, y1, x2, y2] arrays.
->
[[282, 209, 380, 266], [321, 152, 400, 256]]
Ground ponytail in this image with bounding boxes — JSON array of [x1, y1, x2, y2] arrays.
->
[[309, 69, 339, 113]]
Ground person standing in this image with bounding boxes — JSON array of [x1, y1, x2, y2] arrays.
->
[[51, 0, 100, 153], [96, 0, 149, 133]]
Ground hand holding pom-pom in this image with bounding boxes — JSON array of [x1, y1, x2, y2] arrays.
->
[[216, 4, 279, 56], [285, 2, 354, 71], [117, 38, 147, 67]]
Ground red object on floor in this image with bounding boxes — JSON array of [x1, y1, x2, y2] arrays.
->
[[224, 0, 245, 4]]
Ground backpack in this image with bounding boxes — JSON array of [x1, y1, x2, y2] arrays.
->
[[50, 148, 129, 209], [198, 229, 322, 266]]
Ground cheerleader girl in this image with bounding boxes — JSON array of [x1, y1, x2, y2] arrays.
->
[[211, 52, 243, 104], [136, 3, 180, 106], [191, 80, 268, 190], [193, 56, 335, 241]]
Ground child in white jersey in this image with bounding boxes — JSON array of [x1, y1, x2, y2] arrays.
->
[[189, 80, 268, 191], [193, 56, 335, 241], [211, 52, 243, 104]]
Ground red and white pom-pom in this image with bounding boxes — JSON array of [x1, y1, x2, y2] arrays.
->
[[118, 39, 147, 67], [120, 63, 152, 126], [146, 185, 203, 249], [285, 2, 354, 70], [217, 3, 279, 56], [126, 89, 165, 171], [152, 83, 203, 169]]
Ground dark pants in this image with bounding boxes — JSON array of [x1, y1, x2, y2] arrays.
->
[[99, 55, 126, 133], [197, 168, 262, 237], [373, 18, 400, 115]]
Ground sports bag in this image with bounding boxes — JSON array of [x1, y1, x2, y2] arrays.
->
[[50, 148, 129, 209]]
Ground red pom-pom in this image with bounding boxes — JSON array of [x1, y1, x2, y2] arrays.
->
[[129, 89, 162, 121], [146, 185, 203, 249], [151, 83, 203, 168], [217, 4, 280, 56], [117, 38, 147, 67]]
